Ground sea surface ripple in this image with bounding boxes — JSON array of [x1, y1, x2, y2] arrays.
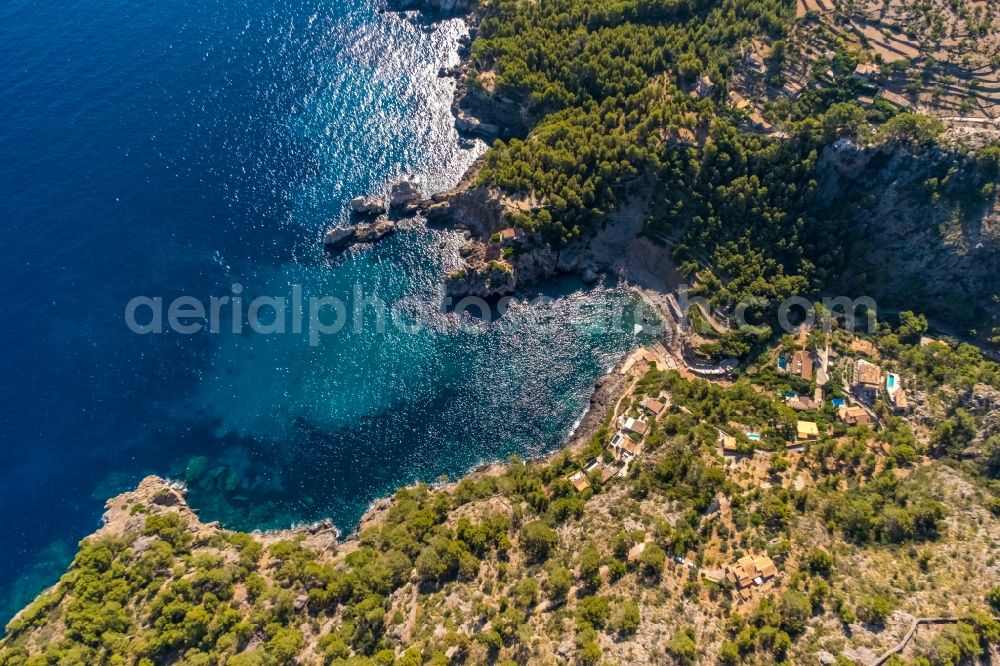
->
[[0, 0, 647, 623]]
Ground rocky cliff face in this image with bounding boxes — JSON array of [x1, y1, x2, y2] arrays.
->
[[817, 139, 1000, 332], [424, 180, 602, 299], [386, 0, 473, 14]]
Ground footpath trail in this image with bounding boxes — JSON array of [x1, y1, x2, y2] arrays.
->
[[871, 616, 1000, 665]]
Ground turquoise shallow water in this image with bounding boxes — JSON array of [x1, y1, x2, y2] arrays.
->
[[0, 0, 649, 623], [178, 245, 649, 532]]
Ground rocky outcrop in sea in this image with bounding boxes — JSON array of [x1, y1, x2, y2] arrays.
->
[[386, 0, 473, 14], [324, 217, 397, 252], [349, 196, 386, 216], [361, 0, 601, 299]]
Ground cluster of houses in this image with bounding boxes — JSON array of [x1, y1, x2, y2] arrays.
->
[[560, 335, 914, 602], [774, 334, 909, 434], [851, 62, 915, 111], [566, 394, 669, 492], [853, 358, 908, 414], [716, 416, 818, 457]]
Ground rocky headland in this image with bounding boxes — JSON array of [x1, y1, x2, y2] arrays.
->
[[324, 0, 592, 299]]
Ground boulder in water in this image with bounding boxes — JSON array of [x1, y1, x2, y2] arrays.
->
[[324, 217, 397, 253], [323, 227, 355, 252], [580, 264, 600, 284], [349, 196, 386, 216], [389, 180, 421, 209], [455, 113, 499, 138]]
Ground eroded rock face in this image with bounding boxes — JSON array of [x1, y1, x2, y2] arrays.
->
[[355, 217, 397, 243], [387, 0, 472, 13], [389, 180, 421, 209], [349, 196, 386, 216], [455, 113, 499, 138], [444, 266, 516, 299], [423, 181, 609, 299], [444, 242, 517, 298], [424, 201, 452, 222], [323, 217, 397, 252], [816, 139, 1000, 331], [95, 476, 340, 547]]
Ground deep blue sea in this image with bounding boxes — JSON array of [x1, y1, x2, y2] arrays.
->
[[0, 0, 649, 622]]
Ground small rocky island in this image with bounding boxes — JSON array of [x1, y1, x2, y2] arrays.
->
[[322, 217, 397, 253], [322, 180, 431, 253]]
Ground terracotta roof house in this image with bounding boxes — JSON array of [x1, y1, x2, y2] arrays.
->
[[718, 430, 739, 454], [837, 405, 873, 426], [567, 470, 590, 492], [728, 90, 752, 110], [892, 389, 909, 413], [791, 349, 815, 381], [855, 359, 881, 388], [725, 553, 778, 592], [796, 420, 819, 441], [853, 359, 881, 404], [615, 437, 641, 457], [497, 227, 523, 243], [640, 397, 667, 417], [749, 111, 774, 131], [781, 81, 804, 99], [726, 557, 756, 588], [754, 556, 777, 579], [600, 464, 619, 483], [622, 417, 648, 436], [787, 396, 819, 411]]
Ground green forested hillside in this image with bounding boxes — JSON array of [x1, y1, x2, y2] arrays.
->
[[1, 330, 999, 665], [474, 0, 797, 244], [466, 0, 1000, 342]]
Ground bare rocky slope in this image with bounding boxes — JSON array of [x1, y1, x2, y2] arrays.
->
[[816, 139, 1000, 331]]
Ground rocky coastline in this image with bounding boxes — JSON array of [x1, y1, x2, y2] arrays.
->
[[308, 0, 647, 541], [384, 0, 473, 16], [39, 349, 632, 581], [322, 0, 611, 299]]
